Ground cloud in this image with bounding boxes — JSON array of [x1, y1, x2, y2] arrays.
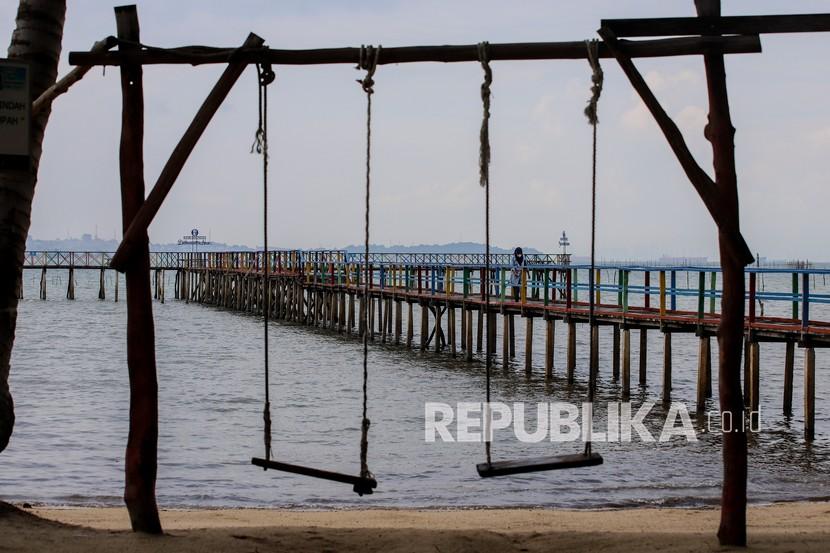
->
[[675, 105, 707, 136]]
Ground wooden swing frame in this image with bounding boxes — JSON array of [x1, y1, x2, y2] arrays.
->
[[63, 3, 830, 542]]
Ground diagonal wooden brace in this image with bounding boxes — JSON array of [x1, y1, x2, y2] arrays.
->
[[598, 26, 753, 265], [110, 32, 265, 273]]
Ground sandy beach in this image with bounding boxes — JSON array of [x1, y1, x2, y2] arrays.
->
[[0, 501, 826, 552]]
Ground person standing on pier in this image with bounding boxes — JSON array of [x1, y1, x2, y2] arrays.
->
[[510, 247, 525, 302]]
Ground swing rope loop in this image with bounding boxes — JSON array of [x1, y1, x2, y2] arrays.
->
[[584, 39, 602, 457], [477, 41, 493, 466], [584, 39, 604, 126], [478, 42, 492, 189], [357, 44, 381, 480], [253, 62, 276, 463]]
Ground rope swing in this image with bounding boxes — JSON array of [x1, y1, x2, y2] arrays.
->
[[356, 43, 381, 486], [250, 52, 377, 496], [253, 61, 276, 463], [477, 42, 494, 467], [476, 40, 604, 478], [584, 39, 603, 458]]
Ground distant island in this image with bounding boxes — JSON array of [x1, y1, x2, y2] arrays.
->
[[26, 235, 543, 255]]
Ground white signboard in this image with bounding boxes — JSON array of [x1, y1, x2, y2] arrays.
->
[[0, 59, 30, 165]]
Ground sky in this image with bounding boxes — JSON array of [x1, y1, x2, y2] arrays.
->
[[1, 1, 829, 260]]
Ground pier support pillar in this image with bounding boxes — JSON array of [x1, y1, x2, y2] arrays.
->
[[783, 341, 794, 416], [509, 314, 516, 358], [590, 324, 599, 378], [487, 309, 496, 358], [525, 316, 533, 375], [465, 308, 473, 361], [639, 329, 648, 386], [567, 320, 576, 384], [622, 329, 631, 399], [460, 304, 467, 350], [395, 299, 402, 344], [612, 325, 620, 381], [39, 267, 46, 300], [662, 332, 672, 406], [448, 307, 456, 357], [749, 341, 760, 420], [804, 347, 815, 441], [434, 305, 442, 353], [697, 336, 711, 413], [502, 313, 510, 367], [476, 309, 483, 353], [66, 268, 75, 300], [420, 303, 429, 351], [406, 302, 414, 347], [544, 318, 554, 379]]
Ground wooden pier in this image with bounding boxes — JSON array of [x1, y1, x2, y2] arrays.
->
[[22, 249, 827, 441]]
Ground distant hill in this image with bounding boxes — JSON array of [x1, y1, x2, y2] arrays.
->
[[341, 242, 542, 254], [26, 234, 253, 252]]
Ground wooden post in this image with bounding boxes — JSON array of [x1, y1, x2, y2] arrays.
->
[[460, 304, 467, 350], [98, 268, 106, 300], [502, 313, 510, 367], [567, 320, 576, 383], [590, 324, 599, 377], [622, 329, 631, 399], [465, 308, 473, 361], [509, 314, 516, 358], [696, 1, 749, 543], [66, 268, 75, 300], [358, 295, 366, 337], [476, 308, 483, 352], [525, 316, 533, 375], [639, 329, 648, 385], [395, 299, 402, 344], [697, 335, 710, 412], [612, 324, 620, 381], [743, 336, 750, 406], [348, 293, 355, 334], [783, 341, 794, 416], [433, 304, 442, 353], [804, 347, 815, 441], [448, 306, 456, 357], [487, 308, 496, 358], [749, 341, 760, 420], [406, 301, 414, 347], [545, 318, 554, 379], [662, 332, 672, 406], [39, 267, 46, 300], [420, 303, 428, 351], [115, 5, 161, 534]]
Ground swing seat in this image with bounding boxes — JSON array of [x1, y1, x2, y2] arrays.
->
[[476, 452, 603, 478], [252, 457, 378, 496]]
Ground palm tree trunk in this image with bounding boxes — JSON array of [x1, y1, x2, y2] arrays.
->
[[0, 0, 66, 452]]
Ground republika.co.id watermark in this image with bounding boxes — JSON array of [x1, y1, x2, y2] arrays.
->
[[424, 401, 762, 443]]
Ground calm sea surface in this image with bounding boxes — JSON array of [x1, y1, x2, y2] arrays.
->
[[2, 269, 829, 508]]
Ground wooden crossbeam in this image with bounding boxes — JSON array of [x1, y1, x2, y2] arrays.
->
[[69, 35, 761, 67], [603, 13, 830, 38]]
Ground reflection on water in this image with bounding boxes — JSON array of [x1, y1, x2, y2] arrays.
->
[[2, 270, 828, 508]]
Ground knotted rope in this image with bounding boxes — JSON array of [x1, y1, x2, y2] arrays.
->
[[584, 39, 602, 456], [478, 42, 492, 188], [478, 41, 493, 466], [584, 39, 604, 126], [253, 62, 276, 464], [356, 44, 380, 480]]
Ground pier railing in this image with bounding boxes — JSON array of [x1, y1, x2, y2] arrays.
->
[[21, 250, 830, 334]]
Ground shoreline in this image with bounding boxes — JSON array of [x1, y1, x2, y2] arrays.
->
[[1, 500, 827, 552]]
